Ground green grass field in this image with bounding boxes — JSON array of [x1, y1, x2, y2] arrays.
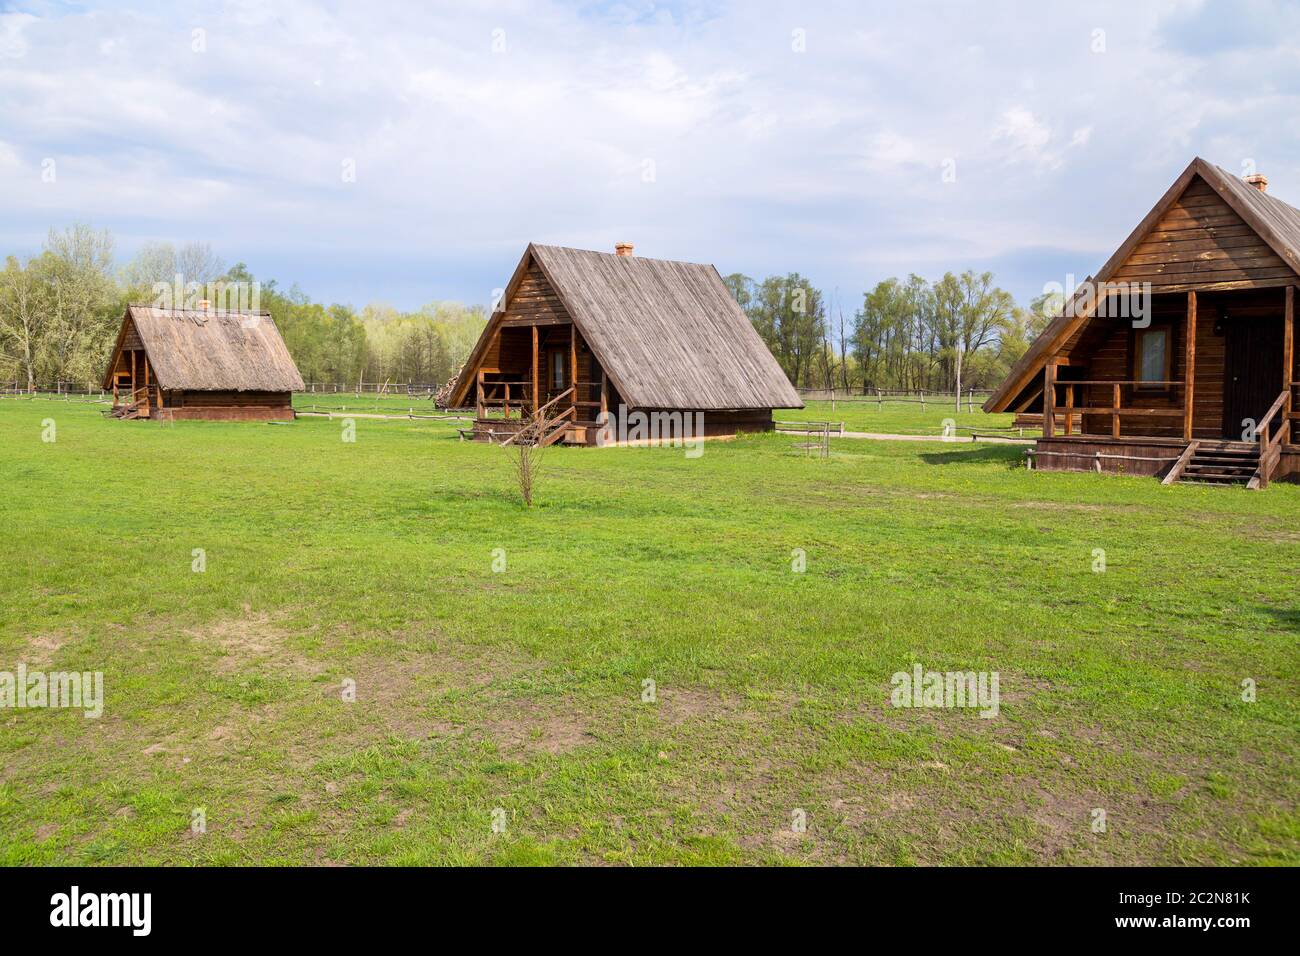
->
[[0, 397, 1295, 865], [282, 391, 1030, 438], [779, 399, 1030, 437]]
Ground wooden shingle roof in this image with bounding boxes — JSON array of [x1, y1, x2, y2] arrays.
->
[[455, 244, 802, 410], [103, 306, 305, 392]]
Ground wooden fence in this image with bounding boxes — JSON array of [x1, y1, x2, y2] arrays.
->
[[798, 387, 993, 412]]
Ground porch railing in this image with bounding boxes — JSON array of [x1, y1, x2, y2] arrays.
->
[[475, 378, 534, 419], [475, 375, 603, 421], [112, 383, 158, 413], [1248, 387, 1291, 489], [1044, 380, 1184, 439]]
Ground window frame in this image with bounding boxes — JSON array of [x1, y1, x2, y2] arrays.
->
[[1130, 323, 1174, 394], [549, 350, 566, 392]]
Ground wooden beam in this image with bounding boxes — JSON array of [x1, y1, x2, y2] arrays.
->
[[1042, 359, 1056, 438], [1011, 387, 1041, 415], [1284, 285, 1295, 437], [570, 323, 577, 410], [600, 369, 608, 418], [532, 325, 540, 417], [1112, 383, 1121, 438], [1183, 290, 1196, 441], [499, 316, 572, 329], [1279, 286, 1289, 447], [1063, 382, 1074, 436]]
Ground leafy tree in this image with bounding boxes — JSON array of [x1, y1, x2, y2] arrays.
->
[[747, 273, 825, 387]]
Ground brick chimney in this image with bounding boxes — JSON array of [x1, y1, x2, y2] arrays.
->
[[1244, 173, 1268, 193], [614, 242, 634, 257], [198, 299, 211, 310]]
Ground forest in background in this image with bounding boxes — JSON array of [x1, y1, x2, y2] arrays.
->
[[725, 271, 1054, 394], [0, 225, 486, 391], [0, 224, 1053, 394]]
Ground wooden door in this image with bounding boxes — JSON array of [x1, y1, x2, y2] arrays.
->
[[1223, 317, 1283, 439]]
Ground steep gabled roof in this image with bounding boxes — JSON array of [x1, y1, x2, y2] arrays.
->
[[984, 157, 1300, 412], [452, 244, 803, 410], [102, 306, 305, 392]]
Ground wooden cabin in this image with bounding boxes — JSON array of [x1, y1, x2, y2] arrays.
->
[[985, 158, 1300, 488], [448, 243, 803, 445], [102, 304, 304, 421]]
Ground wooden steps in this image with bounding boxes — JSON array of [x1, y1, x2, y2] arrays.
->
[[1178, 444, 1259, 486]]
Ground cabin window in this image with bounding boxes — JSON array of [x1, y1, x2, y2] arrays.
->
[[1134, 327, 1170, 391], [550, 351, 566, 391]]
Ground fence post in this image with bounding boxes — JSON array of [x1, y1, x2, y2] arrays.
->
[[920, 389, 925, 411]]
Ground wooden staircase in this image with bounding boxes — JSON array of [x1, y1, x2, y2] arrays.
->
[[1178, 443, 1260, 486], [109, 385, 152, 420], [1162, 391, 1291, 489], [495, 389, 576, 448]]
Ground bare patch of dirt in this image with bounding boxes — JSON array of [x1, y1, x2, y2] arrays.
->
[[479, 709, 596, 755], [651, 686, 781, 726], [25, 633, 65, 667], [187, 609, 324, 677]]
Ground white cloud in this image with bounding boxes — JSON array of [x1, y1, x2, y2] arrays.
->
[[0, 12, 36, 59], [0, 1, 1296, 307], [992, 107, 1055, 167]]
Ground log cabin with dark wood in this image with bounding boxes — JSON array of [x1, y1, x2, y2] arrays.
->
[[985, 158, 1300, 488], [102, 303, 305, 421], [447, 242, 803, 446]]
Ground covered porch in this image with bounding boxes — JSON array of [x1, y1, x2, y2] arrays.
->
[[107, 336, 160, 419], [470, 319, 610, 446], [1028, 286, 1298, 487]]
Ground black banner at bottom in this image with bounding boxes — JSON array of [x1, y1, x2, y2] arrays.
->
[[0, 865, 1283, 941]]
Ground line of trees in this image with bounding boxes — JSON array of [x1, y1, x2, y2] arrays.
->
[[2, 223, 1052, 396], [725, 271, 1053, 393], [0, 225, 487, 391]]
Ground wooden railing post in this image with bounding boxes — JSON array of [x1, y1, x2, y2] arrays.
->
[[1042, 360, 1056, 438], [532, 326, 540, 419], [1063, 383, 1074, 436], [1284, 285, 1294, 444], [569, 324, 578, 416], [1112, 383, 1121, 438], [1184, 290, 1197, 442]]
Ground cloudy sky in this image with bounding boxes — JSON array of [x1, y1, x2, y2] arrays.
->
[[1, 0, 1298, 311]]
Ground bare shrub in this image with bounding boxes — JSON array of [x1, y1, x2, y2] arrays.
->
[[502, 416, 548, 507]]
